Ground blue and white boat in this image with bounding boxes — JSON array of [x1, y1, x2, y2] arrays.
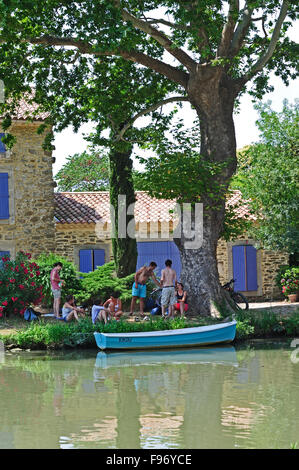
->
[[93, 320, 237, 351]]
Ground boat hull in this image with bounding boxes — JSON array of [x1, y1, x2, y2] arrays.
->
[[94, 321, 237, 351]]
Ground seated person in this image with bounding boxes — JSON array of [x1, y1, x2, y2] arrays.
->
[[174, 283, 189, 317], [91, 298, 109, 325], [62, 295, 85, 322], [103, 292, 123, 320]]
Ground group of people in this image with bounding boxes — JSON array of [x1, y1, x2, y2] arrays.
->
[[50, 258, 188, 323], [50, 262, 124, 323], [129, 259, 188, 319]]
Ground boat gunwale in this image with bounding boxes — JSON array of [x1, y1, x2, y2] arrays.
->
[[94, 320, 237, 339]]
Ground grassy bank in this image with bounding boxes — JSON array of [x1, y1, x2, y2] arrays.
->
[[0, 309, 298, 350]]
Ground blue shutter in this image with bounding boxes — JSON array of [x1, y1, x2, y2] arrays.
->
[[94, 249, 105, 269], [0, 134, 6, 153], [246, 245, 258, 291], [79, 249, 92, 273], [0, 251, 10, 270], [137, 241, 181, 278], [0, 173, 9, 219], [232, 246, 246, 291]]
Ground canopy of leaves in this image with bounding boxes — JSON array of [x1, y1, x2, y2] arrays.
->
[[55, 149, 110, 191], [0, 1, 298, 147], [232, 99, 299, 253]]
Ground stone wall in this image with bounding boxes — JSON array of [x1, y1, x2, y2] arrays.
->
[[0, 121, 56, 258], [261, 249, 289, 299], [55, 223, 112, 270]]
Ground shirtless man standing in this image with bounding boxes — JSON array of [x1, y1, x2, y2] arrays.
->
[[160, 259, 177, 318], [130, 261, 161, 317]]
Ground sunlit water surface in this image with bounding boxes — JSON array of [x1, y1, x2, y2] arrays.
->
[[0, 339, 299, 449]]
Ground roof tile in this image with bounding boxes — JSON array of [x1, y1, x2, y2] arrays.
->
[[54, 190, 256, 224]]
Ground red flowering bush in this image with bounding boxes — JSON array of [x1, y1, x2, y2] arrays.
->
[[0, 251, 44, 318]]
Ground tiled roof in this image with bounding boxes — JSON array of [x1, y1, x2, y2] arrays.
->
[[54, 190, 256, 224], [226, 189, 257, 221], [0, 93, 49, 121]]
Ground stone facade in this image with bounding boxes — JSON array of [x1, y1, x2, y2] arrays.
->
[[55, 222, 112, 270], [0, 121, 56, 258]]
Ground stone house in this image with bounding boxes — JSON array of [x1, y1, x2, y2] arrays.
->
[[0, 104, 288, 300], [0, 101, 56, 260]]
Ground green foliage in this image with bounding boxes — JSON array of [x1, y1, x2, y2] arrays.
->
[[55, 149, 110, 192], [0, 316, 197, 349], [32, 253, 82, 308], [0, 251, 44, 318], [74, 261, 135, 306], [232, 100, 299, 252], [275, 266, 299, 297], [234, 309, 299, 339]]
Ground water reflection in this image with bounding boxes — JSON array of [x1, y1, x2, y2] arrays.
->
[[94, 346, 239, 369], [0, 341, 299, 449]]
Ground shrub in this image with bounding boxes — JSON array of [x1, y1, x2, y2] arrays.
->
[[0, 251, 44, 318], [74, 262, 135, 306], [32, 253, 83, 307], [275, 266, 299, 297]]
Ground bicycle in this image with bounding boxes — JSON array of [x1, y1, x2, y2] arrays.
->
[[222, 278, 249, 310]]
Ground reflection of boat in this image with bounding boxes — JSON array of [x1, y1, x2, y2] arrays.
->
[[94, 321, 237, 351], [95, 346, 238, 369]]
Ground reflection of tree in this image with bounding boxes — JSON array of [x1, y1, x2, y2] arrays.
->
[[181, 364, 233, 449], [115, 369, 140, 449]]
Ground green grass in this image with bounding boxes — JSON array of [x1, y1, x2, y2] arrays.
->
[[1, 309, 299, 350]]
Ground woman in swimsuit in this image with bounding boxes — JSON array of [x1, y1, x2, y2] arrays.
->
[[103, 292, 124, 320], [174, 283, 189, 317]]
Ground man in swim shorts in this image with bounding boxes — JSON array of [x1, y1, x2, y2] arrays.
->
[[130, 261, 161, 317]]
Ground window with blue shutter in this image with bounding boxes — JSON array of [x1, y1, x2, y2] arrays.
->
[[232, 245, 258, 292], [79, 248, 105, 273], [0, 173, 9, 219], [137, 241, 181, 278], [0, 134, 6, 153], [94, 249, 105, 269], [79, 249, 92, 273]]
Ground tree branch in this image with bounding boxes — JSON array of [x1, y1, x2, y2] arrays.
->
[[243, 0, 289, 80], [120, 8, 196, 72], [116, 95, 190, 141], [217, 0, 239, 58], [228, 3, 254, 57], [8, 34, 189, 88], [145, 17, 191, 32]]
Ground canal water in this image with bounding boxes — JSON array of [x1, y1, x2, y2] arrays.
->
[[0, 340, 298, 449]]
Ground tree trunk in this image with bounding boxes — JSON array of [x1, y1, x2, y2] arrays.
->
[[109, 144, 138, 277], [175, 70, 239, 316]]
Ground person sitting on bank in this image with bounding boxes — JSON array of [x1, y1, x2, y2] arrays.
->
[[174, 282, 189, 317], [103, 292, 123, 321], [91, 298, 109, 325], [62, 295, 85, 322]]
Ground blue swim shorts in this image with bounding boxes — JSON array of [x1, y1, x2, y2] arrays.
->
[[132, 283, 147, 298]]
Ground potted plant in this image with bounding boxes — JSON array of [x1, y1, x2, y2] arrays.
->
[[280, 274, 299, 302]]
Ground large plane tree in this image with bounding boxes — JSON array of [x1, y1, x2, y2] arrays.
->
[[0, 1, 298, 315]]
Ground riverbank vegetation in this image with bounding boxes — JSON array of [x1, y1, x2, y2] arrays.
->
[[0, 309, 298, 351]]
